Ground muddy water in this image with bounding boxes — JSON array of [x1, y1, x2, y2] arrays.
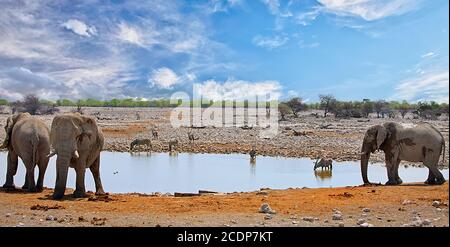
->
[[0, 152, 448, 194]]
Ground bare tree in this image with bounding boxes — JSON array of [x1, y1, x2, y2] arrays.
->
[[22, 94, 42, 115], [286, 97, 307, 117], [278, 103, 291, 121], [399, 100, 411, 119], [374, 100, 387, 118], [319, 94, 337, 117]]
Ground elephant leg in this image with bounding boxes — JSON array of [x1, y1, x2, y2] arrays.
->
[[393, 159, 402, 185], [36, 155, 49, 192], [384, 158, 397, 185], [3, 151, 18, 188], [23, 158, 37, 192], [21, 178, 29, 190], [423, 157, 445, 185], [90, 157, 105, 195], [73, 167, 87, 198], [425, 169, 436, 185]]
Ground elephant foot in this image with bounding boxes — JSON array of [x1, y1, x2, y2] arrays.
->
[[425, 178, 437, 185], [435, 178, 446, 185], [2, 183, 16, 189], [22, 184, 29, 190], [385, 180, 400, 186], [72, 190, 87, 198], [36, 186, 44, 192], [396, 178, 403, 185], [95, 189, 106, 196], [52, 192, 64, 200], [27, 186, 37, 193]]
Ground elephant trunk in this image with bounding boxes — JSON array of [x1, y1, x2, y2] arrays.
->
[[53, 153, 71, 199], [360, 142, 371, 184], [360, 153, 370, 184], [52, 139, 77, 199]]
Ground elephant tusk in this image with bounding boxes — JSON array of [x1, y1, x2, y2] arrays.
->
[[74, 150, 79, 159], [47, 150, 57, 158]]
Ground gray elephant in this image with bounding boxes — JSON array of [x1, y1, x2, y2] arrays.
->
[[48, 113, 105, 199], [0, 113, 51, 192], [360, 122, 446, 185]]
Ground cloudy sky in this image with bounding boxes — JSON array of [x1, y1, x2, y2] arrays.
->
[[0, 0, 448, 102]]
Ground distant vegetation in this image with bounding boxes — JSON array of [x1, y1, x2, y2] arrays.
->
[[0, 94, 448, 120]]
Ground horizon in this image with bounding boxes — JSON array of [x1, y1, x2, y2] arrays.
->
[[0, 0, 448, 103]]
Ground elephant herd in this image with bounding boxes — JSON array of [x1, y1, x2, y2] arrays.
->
[[0, 112, 104, 199], [0, 112, 447, 201]]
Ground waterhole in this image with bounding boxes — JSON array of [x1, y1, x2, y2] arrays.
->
[[0, 152, 448, 194]]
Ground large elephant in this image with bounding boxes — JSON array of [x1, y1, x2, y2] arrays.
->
[[360, 122, 446, 185], [48, 113, 105, 199], [0, 113, 51, 192]]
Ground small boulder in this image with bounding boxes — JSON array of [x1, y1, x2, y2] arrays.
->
[[259, 203, 276, 214], [432, 201, 441, 208]]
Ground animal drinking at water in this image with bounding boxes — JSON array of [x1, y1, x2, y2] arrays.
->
[[130, 139, 152, 151], [313, 158, 333, 170]]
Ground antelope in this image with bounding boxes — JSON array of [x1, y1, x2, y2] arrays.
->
[[313, 158, 333, 170], [130, 139, 152, 151]]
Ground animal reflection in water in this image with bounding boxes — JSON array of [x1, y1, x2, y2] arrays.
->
[[314, 169, 333, 180]]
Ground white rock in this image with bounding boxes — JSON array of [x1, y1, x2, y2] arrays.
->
[[362, 208, 371, 213], [302, 217, 315, 222], [360, 222, 373, 227], [332, 213, 343, 221], [46, 215, 55, 221], [432, 201, 441, 208]]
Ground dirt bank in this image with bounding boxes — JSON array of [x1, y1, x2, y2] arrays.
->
[[0, 183, 447, 227]]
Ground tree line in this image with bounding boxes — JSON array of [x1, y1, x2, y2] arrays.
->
[[0, 94, 448, 120], [278, 94, 449, 120]]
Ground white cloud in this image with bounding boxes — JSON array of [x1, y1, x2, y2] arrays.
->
[[252, 35, 288, 50], [299, 40, 320, 48], [148, 67, 181, 89], [317, 0, 421, 21], [262, 0, 280, 15], [194, 79, 282, 101], [391, 70, 449, 103], [117, 22, 144, 46], [62, 19, 96, 37], [421, 52, 435, 58]]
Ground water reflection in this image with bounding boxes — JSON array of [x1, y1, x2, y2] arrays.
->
[[0, 152, 448, 194], [314, 170, 333, 181]]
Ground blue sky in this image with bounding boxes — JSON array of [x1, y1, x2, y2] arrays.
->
[[0, 0, 448, 103]]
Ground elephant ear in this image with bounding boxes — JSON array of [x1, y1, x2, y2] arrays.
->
[[376, 125, 388, 150]]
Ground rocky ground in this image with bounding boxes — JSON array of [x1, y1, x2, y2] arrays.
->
[[0, 183, 447, 227], [0, 107, 448, 227], [1, 107, 448, 166]]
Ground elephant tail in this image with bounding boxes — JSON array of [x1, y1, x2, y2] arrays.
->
[[30, 128, 39, 167]]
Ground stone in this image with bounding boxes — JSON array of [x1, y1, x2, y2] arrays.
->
[[362, 208, 371, 213], [46, 215, 55, 221], [259, 203, 276, 214], [360, 222, 373, 227], [357, 218, 366, 225], [422, 219, 432, 226], [402, 200, 412, 205], [264, 214, 273, 220], [432, 201, 441, 208], [332, 213, 343, 221], [5, 213, 11, 218], [292, 221, 298, 225], [302, 217, 315, 223], [338, 222, 345, 227]]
